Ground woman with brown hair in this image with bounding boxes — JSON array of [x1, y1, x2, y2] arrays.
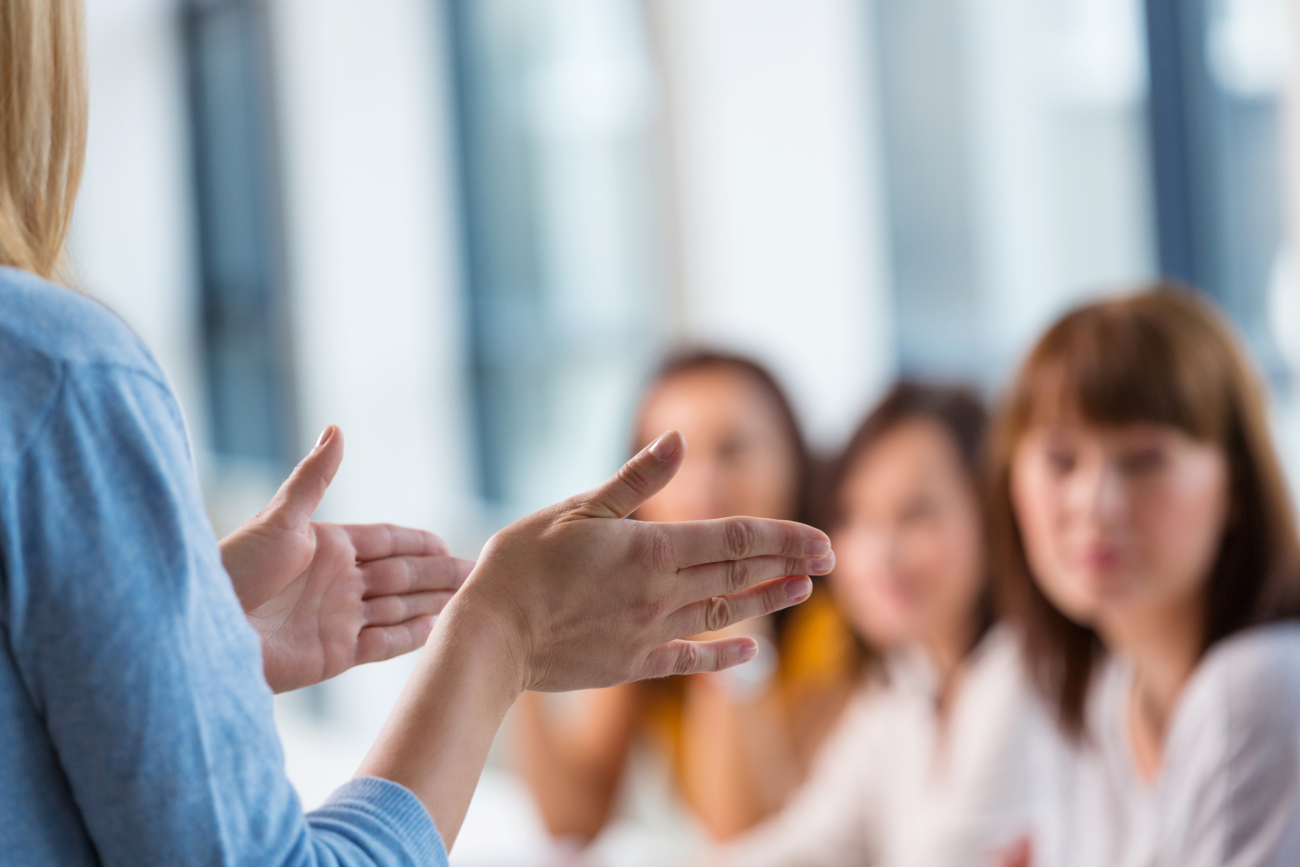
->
[[0, 3, 832, 863], [714, 381, 1036, 866], [518, 352, 860, 848], [991, 286, 1300, 865]]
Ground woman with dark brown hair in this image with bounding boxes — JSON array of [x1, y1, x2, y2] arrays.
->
[[518, 352, 860, 850], [715, 382, 1036, 867], [991, 286, 1300, 865]]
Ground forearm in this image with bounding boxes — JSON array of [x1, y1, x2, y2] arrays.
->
[[355, 592, 523, 849], [682, 683, 795, 838], [517, 691, 625, 840]]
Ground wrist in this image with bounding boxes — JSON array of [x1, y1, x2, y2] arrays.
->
[[357, 578, 529, 846], [434, 587, 530, 705]]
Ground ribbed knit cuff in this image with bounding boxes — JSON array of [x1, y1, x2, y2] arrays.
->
[[311, 776, 446, 866]]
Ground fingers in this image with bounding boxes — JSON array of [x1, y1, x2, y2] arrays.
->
[[355, 616, 436, 666], [346, 524, 450, 561], [271, 425, 344, 521], [364, 590, 457, 626], [569, 430, 685, 520], [1000, 837, 1033, 867], [661, 516, 831, 570], [638, 637, 761, 679], [673, 553, 832, 604], [360, 555, 474, 596], [664, 575, 812, 638]]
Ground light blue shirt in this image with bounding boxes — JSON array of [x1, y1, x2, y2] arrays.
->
[[0, 266, 447, 866]]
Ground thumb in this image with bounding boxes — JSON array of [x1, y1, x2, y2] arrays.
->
[[269, 425, 344, 522], [574, 430, 685, 519], [1000, 837, 1032, 867]]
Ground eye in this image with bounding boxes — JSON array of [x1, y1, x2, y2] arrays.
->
[[1120, 447, 1166, 474], [1045, 448, 1076, 474], [715, 435, 750, 462], [900, 497, 938, 524]]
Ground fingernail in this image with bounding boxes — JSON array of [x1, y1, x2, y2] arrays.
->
[[806, 538, 831, 558], [809, 553, 835, 573], [315, 426, 332, 449], [786, 577, 813, 602], [739, 641, 759, 663], [648, 431, 681, 462]]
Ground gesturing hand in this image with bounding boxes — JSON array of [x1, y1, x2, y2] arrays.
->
[[220, 426, 475, 693], [456, 430, 836, 693], [357, 429, 835, 846]]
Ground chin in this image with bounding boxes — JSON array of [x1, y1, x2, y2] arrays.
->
[[875, 615, 922, 647], [1041, 573, 1108, 628], [1061, 576, 1151, 632], [852, 612, 910, 650], [1080, 567, 1142, 605]]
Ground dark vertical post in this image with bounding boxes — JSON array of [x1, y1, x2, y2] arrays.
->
[[1144, 0, 1202, 288], [1143, 0, 1286, 377], [183, 0, 298, 468], [441, 0, 496, 501]]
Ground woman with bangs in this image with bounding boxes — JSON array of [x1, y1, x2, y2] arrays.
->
[[712, 382, 1037, 867], [991, 286, 1300, 866]]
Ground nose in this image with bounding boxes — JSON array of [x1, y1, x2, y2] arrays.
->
[[849, 524, 895, 578], [1075, 456, 1126, 528]]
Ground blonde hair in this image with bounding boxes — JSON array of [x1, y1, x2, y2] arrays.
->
[[0, 0, 87, 282]]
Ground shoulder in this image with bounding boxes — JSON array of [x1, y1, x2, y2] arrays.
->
[[969, 624, 1030, 683], [0, 268, 172, 472], [1166, 622, 1300, 778], [1155, 629, 1300, 860], [958, 624, 1037, 723], [1201, 622, 1300, 697], [950, 625, 1042, 777], [0, 267, 160, 375], [1196, 622, 1300, 729]]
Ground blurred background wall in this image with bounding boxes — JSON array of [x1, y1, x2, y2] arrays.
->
[[71, 0, 1299, 863]]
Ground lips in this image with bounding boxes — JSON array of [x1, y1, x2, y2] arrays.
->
[[872, 574, 921, 610], [1077, 543, 1124, 573]]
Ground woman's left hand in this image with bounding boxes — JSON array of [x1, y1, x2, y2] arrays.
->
[[219, 426, 475, 693]]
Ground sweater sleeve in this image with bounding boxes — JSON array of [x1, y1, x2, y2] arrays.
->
[[1, 359, 445, 867]]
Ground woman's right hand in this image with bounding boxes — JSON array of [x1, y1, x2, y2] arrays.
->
[[458, 429, 834, 694], [358, 430, 834, 847]]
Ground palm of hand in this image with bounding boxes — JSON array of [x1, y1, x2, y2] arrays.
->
[[245, 522, 375, 692], [221, 427, 474, 693]]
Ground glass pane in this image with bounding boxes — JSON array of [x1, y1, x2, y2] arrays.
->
[[1204, 0, 1289, 375], [450, 0, 669, 509], [874, 0, 1157, 384], [185, 0, 296, 467]]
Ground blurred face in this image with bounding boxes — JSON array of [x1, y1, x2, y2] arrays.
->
[[1010, 420, 1230, 636], [636, 368, 801, 523], [830, 420, 985, 650]]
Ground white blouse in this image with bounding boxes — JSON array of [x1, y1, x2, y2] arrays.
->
[[711, 625, 1037, 867], [1029, 622, 1300, 867]]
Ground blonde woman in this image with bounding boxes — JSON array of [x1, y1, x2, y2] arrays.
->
[[0, 3, 832, 863]]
